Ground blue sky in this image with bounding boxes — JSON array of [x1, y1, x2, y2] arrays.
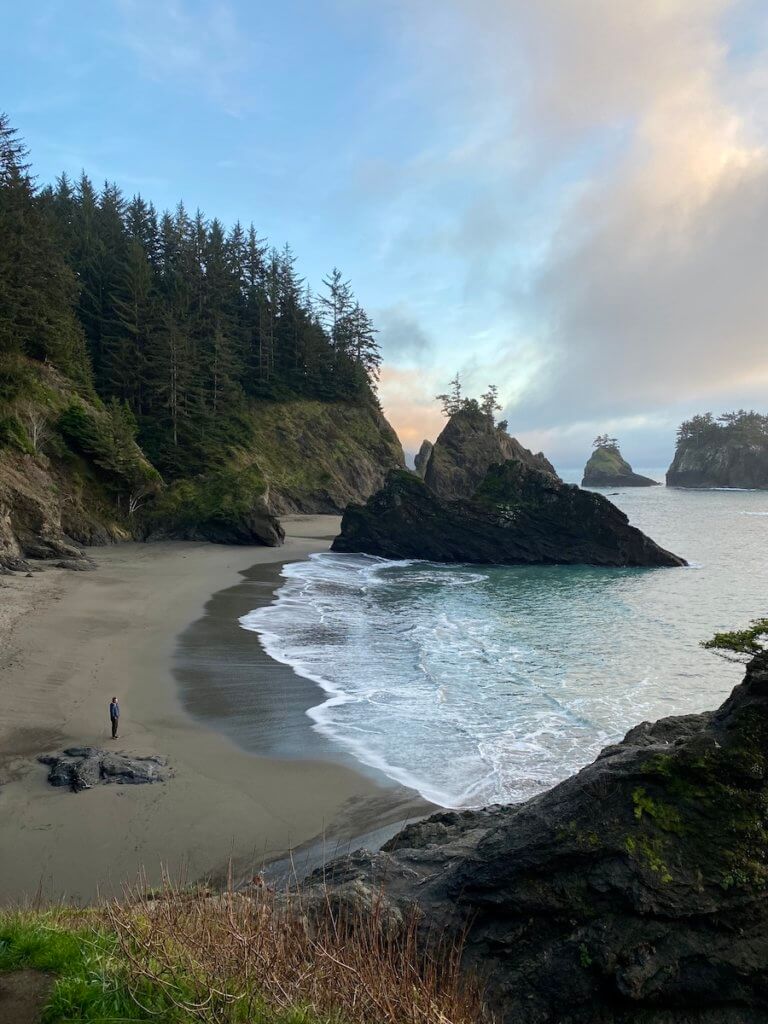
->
[[4, 0, 768, 469]]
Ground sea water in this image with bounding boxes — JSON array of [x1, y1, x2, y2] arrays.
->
[[240, 481, 768, 808]]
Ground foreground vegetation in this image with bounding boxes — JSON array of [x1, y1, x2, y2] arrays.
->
[[0, 879, 486, 1024]]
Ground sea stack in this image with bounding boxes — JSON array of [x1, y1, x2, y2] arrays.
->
[[413, 439, 433, 478], [422, 405, 558, 499], [582, 440, 659, 488], [334, 411, 684, 568], [667, 411, 768, 488], [333, 464, 686, 568]]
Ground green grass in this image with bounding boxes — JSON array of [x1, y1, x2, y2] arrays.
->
[[0, 911, 343, 1024]]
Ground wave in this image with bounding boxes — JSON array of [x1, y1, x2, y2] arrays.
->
[[237, 552, 691, 808]]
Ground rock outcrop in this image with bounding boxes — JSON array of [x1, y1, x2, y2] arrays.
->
[[413, 439, 433, 479], [423, 407, 559, 500], [311, 652, 768, 1023], [332, 465, 685, 567], [583, 445, 659, 487], [0, 364, 143, 571], [39, 747, 171, 792]]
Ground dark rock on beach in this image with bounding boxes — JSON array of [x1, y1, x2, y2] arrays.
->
[[423, 406, 559, 500], [311, 652, 768, 1023], [53, 558, 97, 572], [332, 464, 685, 567], [39, 747, 171, 792], [582, 444, 659, 487]]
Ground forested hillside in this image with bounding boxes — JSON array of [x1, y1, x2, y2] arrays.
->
[[0, 114, 403, 564]]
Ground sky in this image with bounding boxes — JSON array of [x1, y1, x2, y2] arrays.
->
[[3, 0, 768, 470]]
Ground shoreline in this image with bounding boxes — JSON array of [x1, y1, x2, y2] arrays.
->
[[0, 518, 429, 905]]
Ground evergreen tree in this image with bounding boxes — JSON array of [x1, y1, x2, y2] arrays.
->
[[0, 114, 88, 379], [436, 373, 463, 416], [1, 114, 385, 477], [480, 384, 501, 421]]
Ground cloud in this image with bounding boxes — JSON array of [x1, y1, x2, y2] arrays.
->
[[114, 0, 251, 115], [376, 0, 768, 463], [375, 304, 433, 361], [378, 366, 446, 454]]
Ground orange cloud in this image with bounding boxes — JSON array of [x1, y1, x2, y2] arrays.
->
[[378, 365, 446, 452]]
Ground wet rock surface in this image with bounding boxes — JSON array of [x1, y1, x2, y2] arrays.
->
[[38, 747, 171, 792], [311, 653, 768, 1023]]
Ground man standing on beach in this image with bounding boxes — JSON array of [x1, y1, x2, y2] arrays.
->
[[109, 697, 120, 739]]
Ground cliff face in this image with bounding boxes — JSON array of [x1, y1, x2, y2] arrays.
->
[[423, 408, 559, 500], [583, 445, 659, 487], [0, 361, 402, 567], [0, 363, 156, 571], [667, 439, 768, 488], [244, 400, 404, 514], [332, 464, 685, 567], [312, 652, 768, 1023]]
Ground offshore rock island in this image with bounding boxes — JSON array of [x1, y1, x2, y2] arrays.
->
[[582, 437, 659, 487], [333, 409, 685, 567], [667, 411, 768, 489]]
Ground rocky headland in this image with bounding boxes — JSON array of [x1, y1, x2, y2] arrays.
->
[[311, 651, 768, 1023], [0, 361, 402, 572], [667, 411, 768, 489], [583, 443, 659, 488], [333, 410, 685, 567]]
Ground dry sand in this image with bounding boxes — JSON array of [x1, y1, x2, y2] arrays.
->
[[0, 517, 423, 904]]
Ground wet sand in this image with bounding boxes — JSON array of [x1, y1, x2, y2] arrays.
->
[[0, 517, 427, 905]]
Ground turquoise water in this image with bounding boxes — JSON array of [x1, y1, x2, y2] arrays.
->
[[240, 484, 768, 807]]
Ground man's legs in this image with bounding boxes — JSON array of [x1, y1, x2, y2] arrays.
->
[[111, 717, 118, 738]]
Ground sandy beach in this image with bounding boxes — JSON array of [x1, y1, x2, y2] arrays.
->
[[0, 517, 426, 905]]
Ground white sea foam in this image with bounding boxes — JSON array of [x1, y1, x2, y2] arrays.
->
[[238, 487, 768, 808]]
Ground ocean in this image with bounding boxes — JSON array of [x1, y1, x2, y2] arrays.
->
[[239, 478, 768, 808]]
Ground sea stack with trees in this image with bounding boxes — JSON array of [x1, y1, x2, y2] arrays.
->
[[582, 434, 660, 487], [333, 379, 685, 567], [667, 411, 768, 488]]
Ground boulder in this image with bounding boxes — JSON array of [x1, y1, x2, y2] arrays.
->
[[311, 652, 768, 1023], [583, 445, 659, 487], [38, 748, 171, 792], [423, 407, 559, 500], [332, 465, 685, 568]]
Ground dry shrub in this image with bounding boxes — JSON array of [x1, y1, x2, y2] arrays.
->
[[102, 870, 489, 1024]]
